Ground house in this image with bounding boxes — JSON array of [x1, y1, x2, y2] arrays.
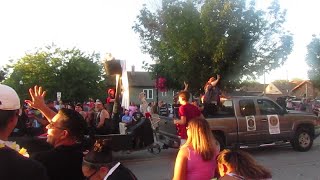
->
[[264, 81, 297, 100], [230, 80, 320, 101], [106, 69, 175, 105], [290, 80, 320, 99], [239, 83, 266, 96], [265, 80, 319, 100]]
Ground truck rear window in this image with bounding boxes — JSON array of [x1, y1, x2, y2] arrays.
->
[[220, 100, 234, 116]]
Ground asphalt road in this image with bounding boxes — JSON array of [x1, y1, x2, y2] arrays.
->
[[116, 138, 320, 180]]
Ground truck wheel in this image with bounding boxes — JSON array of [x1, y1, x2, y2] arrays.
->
[[291, 128, 313, 152]]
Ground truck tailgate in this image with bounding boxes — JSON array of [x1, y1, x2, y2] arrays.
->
[[157, 116, 180, 148], [158, 116, 177, 136]]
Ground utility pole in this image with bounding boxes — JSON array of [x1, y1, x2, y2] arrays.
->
[[306, 82, 308, 98], [286, 69, 289, 96], [263, 70, 266, 96]]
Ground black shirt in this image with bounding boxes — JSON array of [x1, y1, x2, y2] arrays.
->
[[107, 163, 138, 180], [159, 104, 169, 117], [0, 147, 48, 180], [32, 144, 84, 180]]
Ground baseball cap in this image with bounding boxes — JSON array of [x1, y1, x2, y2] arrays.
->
[[95, 99, 102, 105], [0, 84, 20, 110]]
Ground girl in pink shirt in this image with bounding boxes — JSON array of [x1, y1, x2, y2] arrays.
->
[[173, 118, 220, 180]]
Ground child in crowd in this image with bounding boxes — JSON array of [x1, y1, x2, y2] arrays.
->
[[217, 149, 272, 180]]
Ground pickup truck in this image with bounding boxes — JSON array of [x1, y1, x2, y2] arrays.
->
[[156, 96, 320, 152]]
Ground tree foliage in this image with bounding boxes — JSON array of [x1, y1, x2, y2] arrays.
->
[[134, 0, 293, 94], [3, 45, 105, 102], [306, 35, 320, 88], [0, 69, 5, 82]]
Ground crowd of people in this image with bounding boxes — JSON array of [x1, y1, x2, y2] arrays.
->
[[0, 78, 274, 180]]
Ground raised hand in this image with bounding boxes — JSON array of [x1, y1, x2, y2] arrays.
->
[[183, 81, 188, 91], [25, 85, 47, 110], [25, 85, 57, 122]]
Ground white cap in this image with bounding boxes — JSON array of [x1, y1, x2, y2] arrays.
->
[[95, 99, 102, 105], [0, 84, 20, 110]]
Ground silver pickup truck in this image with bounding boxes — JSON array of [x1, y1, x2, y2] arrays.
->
[[157, 96, 320, 152]]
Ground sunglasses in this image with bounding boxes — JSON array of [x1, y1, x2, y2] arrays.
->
[[46, 122, 66, 130]]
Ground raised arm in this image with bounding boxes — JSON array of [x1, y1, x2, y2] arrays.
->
[[210, 74, 221, 87], [25, 85, 57, 122], [183, 81, 188, 91]]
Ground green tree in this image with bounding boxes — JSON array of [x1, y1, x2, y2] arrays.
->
[[0, 69, 5, 82], [134, 0, 293, 93], [4, 45, 105, 102], [306, 35, 320, 88]]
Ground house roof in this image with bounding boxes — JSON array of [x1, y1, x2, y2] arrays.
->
[[105, 71, 154, 87], [241, 83, 266, 92], [291, 80, 310, 91], [272, 81, 297, 94], [127, 71, 154, 87]]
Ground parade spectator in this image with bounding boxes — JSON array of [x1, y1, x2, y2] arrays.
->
[[82, 139, 137, 180], [86, 106, 96, 135], [286, 98, 294, 110], [151, 101, 158, 114], [172, 81, 189, 118], [174, 91, 204, 145], [217, 149, 272, 180], [158, 100, 169, 117], [88, 98, 95, 109], [139, 91, 148, 115], [54, 100, 64, 111], [46, 100, 58, 113], [95, 99, 112, 135], [128, 102, 138, 117], [147, 102, 153, 114], [106, 88, 116, 115], [203, 75, 221, 116], [0, 84, 48, 180], [75, 103, 87, 119], [11, 105, 29, 136], [173, 118, 220, 180], [25, 85, 87, 180], [67, 103, 75, 110], [121, 109, 133, 125]]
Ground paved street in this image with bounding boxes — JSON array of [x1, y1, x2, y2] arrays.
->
[[115, 138, 320, 180]]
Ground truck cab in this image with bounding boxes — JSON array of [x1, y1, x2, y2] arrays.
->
[[157, 96, 320, 152]]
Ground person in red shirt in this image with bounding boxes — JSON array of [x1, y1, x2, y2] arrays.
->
[[174, 91, 204, 145], [106, 88, 115, 115]]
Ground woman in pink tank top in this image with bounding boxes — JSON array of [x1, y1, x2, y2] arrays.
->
[[172, 118, 220, 180]]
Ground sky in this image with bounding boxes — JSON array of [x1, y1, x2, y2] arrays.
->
[[0, 0, 319, 84]]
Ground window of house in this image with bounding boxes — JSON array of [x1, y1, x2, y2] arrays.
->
[[143, 89, 153, 99], [161, 91, 167, 96], [239, 99, 256, 116]]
